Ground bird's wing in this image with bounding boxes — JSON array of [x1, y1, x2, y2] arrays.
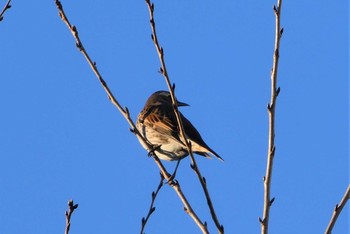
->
[[142, 105, 185, 146], [180, 113, 224, 161]]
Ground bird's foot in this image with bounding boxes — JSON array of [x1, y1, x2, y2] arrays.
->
[[165, 159, 182, 185], [147, 144, 162, 157]]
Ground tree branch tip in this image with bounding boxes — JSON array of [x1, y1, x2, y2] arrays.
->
[[0, 16, 3, 21], [55, 0, 62, 8], [202, 176, 206, 184], [204, 221, 208, 227], [263, 176, 266, 181], [72, 204, 79, 209], [141, 217, 146, 224], [171, 83, 176, 91]]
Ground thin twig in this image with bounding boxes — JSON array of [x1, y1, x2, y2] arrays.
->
[[54, 1, 206, 233], [0, 0, 12, 22], [325, 184, 350, 234], [260, 1, 283, 234], [145, 1, 223, 233], [140, 173, 164, 234], [54, 0, 155, 169], [65, 200, 78, 234]]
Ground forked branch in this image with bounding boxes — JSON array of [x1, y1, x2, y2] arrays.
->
[[260, 1, 283, 234], [54, 1, 205, 233], [65, 200, 78, 234], [0, 0, 12, 22], [325, 184, 350, 233], [145, 1, 223, 233], [140, 173, 164, 234]]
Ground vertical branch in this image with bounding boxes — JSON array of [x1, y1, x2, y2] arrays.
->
[[260, 1, 283, 234], [325, 184, 350, 233], [54, 1, 207, 233], [145, 1, 224, 233], [65, 200, 78, 234], [0, 0, 12, 22], [140, 173, 164, 234]]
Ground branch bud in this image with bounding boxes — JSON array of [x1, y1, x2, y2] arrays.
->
[[276, 87, 281, 96], [273, 5, 278, 14], [259, 217, 264, 224]]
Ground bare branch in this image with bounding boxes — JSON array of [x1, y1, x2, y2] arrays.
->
[[145, 1, 223, 233], [260, 1, 283, 234], [0, 0, 12, 22], [54, 1, 207, 233], [65, 200, 78, 234], [140, 173, 164, 234], [54, 0, 155, 168], [325, 184, 350, 234]]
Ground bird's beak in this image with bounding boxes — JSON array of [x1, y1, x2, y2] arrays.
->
[[177, 100, 189, 107]]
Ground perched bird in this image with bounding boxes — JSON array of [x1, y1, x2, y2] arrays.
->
[[136, 91, 223, 162]]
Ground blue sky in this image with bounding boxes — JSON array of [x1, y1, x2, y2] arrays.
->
[[0, 1, 348, 233]]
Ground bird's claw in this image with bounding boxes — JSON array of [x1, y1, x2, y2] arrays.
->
[[148, 144, 162, 157]]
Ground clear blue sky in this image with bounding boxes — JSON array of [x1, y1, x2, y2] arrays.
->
[[0, 1, 348, 233]]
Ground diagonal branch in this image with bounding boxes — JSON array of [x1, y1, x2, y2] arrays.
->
[[0, 0, 12, 22], [145, 1, 223, 233], [54, 1, 206, 233], [140, 173, 164, 234], [325, 184, 350, 234], [260, 1, 283, 234], [65, 200, 78, 234], [54, 0, 156, 171]]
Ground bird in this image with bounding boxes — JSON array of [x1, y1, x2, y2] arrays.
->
[[136, 90, 223, 163]]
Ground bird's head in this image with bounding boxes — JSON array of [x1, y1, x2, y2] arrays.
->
[[150, 91, 189, 107]]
